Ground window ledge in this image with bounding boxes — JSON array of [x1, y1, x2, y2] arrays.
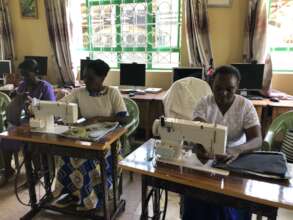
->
[[110, 68, 173, 73], [273, 71, 293, 74]]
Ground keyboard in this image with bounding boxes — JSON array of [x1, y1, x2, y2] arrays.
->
[[119, 88, 136, 94], [118, 86, 162, 94], [144, 88, 162, 94], [247, 96, 264, 100]]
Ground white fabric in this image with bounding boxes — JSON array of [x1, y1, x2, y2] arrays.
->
[[163, 77, 212, 120], [61, 86, 127, 119], [193, 94, 260, 147]]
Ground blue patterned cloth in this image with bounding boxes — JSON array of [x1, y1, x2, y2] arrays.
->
[[53, 87, 127, 210], [53, 151, 114, 209]]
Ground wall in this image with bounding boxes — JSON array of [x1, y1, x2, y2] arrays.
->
[[272, 74, 293, 95], [8, 0, 293, 94], [8, 0, 60, 84], [209, 0, 247, 66]]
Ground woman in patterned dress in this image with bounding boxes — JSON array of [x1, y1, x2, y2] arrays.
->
[[53, 59, 127, 210]]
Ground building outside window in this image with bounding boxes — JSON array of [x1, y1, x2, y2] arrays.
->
[[268, 0, 293, 72], [73, 0, 182, 70]]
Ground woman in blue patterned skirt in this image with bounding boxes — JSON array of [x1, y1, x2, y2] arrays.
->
[[53, 59, 127, 210]]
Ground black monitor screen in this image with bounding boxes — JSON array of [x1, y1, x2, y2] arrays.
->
[[173, 67, 203, 82], [80, 59, 92, 80], [231, 63, 264, 90], [120, 63, 146, 86], [25, 56, 48, 75], [0, 60, 11, 77]]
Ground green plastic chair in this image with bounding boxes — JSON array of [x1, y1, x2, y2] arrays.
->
[[121, 97, 140, 156], [0, 92, 11, 173], [0, 92, 11, 132], [263, 111, 293, 151]]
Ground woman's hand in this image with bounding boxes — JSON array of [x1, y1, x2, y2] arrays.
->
[[225, 147, 242, 164], [24, 95, 34, 117], [192, 144, 216, 164]]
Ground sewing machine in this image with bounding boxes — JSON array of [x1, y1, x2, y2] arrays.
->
[[29, 98, 78, 134], [152, 117, 229, 176]]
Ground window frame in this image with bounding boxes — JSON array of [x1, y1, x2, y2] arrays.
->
[[80, 0, 182, 70], [268, 0, 293, 72]]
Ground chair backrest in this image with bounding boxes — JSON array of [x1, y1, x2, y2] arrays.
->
[[163, 77, 212, 120], [263, 111, 293, 151], [123, 97, 140, 136], [0, 92, 11, 132]]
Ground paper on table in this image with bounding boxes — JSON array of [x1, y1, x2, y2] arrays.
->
[[61, 122, 119, 141]]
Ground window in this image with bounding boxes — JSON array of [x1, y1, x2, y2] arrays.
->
[[77, 0, 182, 70], [268, 0, 293, 72]]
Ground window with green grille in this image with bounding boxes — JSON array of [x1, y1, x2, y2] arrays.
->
[[268, 0, 293, 72], [79, 0, 182, 70]]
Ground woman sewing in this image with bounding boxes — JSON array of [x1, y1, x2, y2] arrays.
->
[[0, 59, 56, 186], [53, 59, 127, 210], [183, 65, 262, 220]]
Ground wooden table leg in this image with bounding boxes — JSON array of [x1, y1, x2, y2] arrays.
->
[[99, 152, 110, 220], [110, 141, 127, 219], [145, 101, 151, 139], [153, 188, 161, 220], [141, 175, 148, 220], [267, 208, 278, 220], [111, 142, 118, 210], [21, 143, 41, 220], [40, 152, 52, 197]]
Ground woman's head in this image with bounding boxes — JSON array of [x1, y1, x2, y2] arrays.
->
[[18, 59, 39, 85], [211, 65, 241, 105], [83, 59, 110, 92]]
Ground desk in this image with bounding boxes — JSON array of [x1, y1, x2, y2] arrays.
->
[[0, 125, 127, 220], [124, 91, 270, 139], [253, 99, 293, 135], [270, 100, 293, 121], [119, 139, 293, 220], [251, 99, 270, 120], [128, 92, 293, 139], [122, 91, 166, 138]]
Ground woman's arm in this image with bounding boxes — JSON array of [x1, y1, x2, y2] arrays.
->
[[84, 115, 128, 125], [42, 84, 56, 101], [81, 111, 129, 126], [226, 125, 262, 163]]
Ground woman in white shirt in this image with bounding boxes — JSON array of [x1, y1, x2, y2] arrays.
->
[[183, 65, 262, 220], [53, 59, 127, 210]]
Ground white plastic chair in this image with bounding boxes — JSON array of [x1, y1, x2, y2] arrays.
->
[[163, 77, 212, 120]]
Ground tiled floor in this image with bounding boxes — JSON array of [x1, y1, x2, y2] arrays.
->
[[0, 172, 292, 220]]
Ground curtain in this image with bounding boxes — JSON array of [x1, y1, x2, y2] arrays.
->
[[185, 0, 213, 69], [243, 0, 272, 95], [0, 0, 14, 61], [44, 0, 75, 85]]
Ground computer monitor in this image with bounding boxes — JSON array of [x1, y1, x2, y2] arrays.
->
[[24, 56, 48, 75], [120, 63, 146, 86], [0, 60, 11, 78], [231, 63, 264, 91], [173, 67, 203, 82], [80, 59, 92, 80]]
